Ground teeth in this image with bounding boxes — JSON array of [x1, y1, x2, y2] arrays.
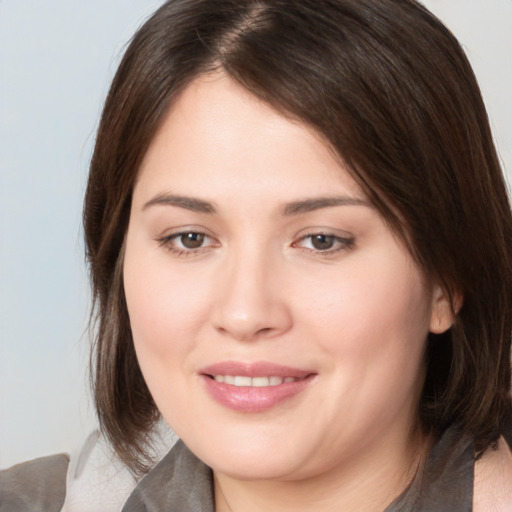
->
[[212, 375, 299, 387], [234, 376, 252, 386], [269, 376, 282, 386], [252, 377, 270, 387]]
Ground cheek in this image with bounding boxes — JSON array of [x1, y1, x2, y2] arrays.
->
[[123, 244, 211, 365], [123, 249, 214, 429], [302, 254, 431, 343], [298, 253, 432, 403]]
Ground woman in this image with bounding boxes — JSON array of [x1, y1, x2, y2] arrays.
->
[[2, 0, 511, 510]]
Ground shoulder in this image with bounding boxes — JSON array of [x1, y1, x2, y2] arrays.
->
[[62, 423, 178, 511], [0, 453, 69, 512], [474, 436, 512, 512]]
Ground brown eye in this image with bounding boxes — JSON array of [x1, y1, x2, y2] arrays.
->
[[158, 230, 219, 256], [294, 232, 354, 255], [310, 234, 336, 250], [179, 232, 205, 249]]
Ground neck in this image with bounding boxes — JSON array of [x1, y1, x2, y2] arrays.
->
[[214, 428, 431, 512]]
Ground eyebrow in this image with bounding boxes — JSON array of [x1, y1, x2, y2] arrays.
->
[[282, 196, 370, 215], [143, 193, 370, 215], [143, 194, 217, 214]]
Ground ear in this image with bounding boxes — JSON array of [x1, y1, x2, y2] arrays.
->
[[429, 286, 463, 334]]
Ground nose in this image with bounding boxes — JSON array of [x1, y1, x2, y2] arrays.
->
[[211, 250, 293, 342]]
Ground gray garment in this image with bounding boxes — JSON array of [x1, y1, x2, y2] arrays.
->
[[0, 453, 69, 512], [122, 428, 474, 512], [0, 428, 473, 511], [384, 427, 474, 512], [122, 441, 214, 512]]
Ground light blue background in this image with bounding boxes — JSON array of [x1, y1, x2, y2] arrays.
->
[[1, 0, 511, 467]]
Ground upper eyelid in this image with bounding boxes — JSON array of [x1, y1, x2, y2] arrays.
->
[[160, 230, 213, 244], [155, 227, 355, 249], [292, 232, 356, 255], [295, 233, 354, 246], [156, 232, 217, 258], [157, 225, 216, 239], [293, 226, 354, 241]]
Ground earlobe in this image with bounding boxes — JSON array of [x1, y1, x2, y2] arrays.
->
[[429, 286, 462, 334]]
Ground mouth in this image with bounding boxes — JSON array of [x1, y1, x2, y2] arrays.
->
[[200, 362, 315, 412], [207, 375, 301, 387]]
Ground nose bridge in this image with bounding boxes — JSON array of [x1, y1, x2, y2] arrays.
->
[[212, 238, 291, 341]]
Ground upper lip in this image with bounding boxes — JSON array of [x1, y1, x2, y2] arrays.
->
[[200, 361, 314, 379]]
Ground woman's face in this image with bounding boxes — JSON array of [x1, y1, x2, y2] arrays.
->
[[124, 73, 449, 482]]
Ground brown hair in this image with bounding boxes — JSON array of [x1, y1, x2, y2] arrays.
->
[[84, 0, 512, 473]]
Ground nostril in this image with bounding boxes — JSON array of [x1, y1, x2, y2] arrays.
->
[[256, 327, 273, 335]]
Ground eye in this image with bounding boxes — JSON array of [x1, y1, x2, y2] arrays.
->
[[294, 232, 354, 254], [157, 230, 218, 255], [307, 234, 337, 251], [176, 232, 206, 249]]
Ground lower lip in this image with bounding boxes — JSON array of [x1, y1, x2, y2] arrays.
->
[[201, 375, 314, 413]]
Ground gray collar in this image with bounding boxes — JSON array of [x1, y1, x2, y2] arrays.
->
[[122, 427, 474, 512], [122, 441, 214, 512]]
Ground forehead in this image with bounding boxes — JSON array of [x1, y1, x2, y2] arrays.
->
[[134, 73, 364, 207]]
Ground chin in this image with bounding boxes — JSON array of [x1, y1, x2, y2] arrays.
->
[[181, 426, 319, 481], [211, 453, 307, 481]]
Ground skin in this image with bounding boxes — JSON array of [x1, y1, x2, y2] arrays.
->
[[123, 73, 454, 511], [474, 438, 512, 512]]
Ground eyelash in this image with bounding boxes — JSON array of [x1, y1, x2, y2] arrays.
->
[[157, 231, 216, 257], [293, 233, 355, 255], [156, 231, 355, 257]]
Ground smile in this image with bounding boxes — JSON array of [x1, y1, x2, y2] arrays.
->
[[211, 375, 299, 386], [200, 362, 315, 412]]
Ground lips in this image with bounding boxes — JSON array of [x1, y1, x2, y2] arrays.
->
[[200, 361, 315, 412]]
